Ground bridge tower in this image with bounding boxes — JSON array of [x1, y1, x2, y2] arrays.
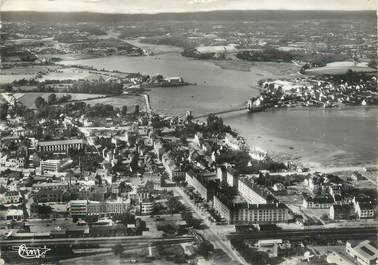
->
[[247, 99, 253, 110], [185, 110, 193, 121]]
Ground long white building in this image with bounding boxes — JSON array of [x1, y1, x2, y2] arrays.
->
[[37, 139, 86, 153], [69, 200, 130, 217]]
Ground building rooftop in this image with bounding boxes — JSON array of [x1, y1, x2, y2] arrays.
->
[[1, 136, 20, 141], [7, 209, 23, 216], [187, 170, 219, 188], [239, 176, 271, 200], [216, 194, 287, 210], [38, 139, 85, 146], [226, 167, 239, 176], [69, 200, 88, 204], [5, 191, 20, 196], [33, 182, 68, 187], [304, 194, 334, 204], [347, 240, 378, 262], [358, 202, 375, 210], [332, 204, 353, 212], [40, 159, 62, 163], [245, 203, 287, 210]]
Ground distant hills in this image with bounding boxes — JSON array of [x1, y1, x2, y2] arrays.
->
[[1, 10, 376, 22]]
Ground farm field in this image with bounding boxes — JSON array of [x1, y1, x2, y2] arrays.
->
[[16, 92, 106, 108], [0, 74, 34, 84]]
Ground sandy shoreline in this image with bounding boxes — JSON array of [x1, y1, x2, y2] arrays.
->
[[245, 131, 377, 170]]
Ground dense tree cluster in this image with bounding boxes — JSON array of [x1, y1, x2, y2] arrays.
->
[[34, 204, 53, 218], [32, 97, 129, 122], [181, 212, 202, 229], [0, 104, 9, 120], [112, 243, 124, 255], [140, 36, 196, 50], [237, 48, 293, 62], [167, 195, 186, 214], [182, 49, 217, 59], [33, 94, 72, 109], [299, 52, 349, 69], [119, 181, 133, 194], [368, 59, 377, 69], [112, 212, 136, 226], [6, 78, 123, 94], [216, 150, 251, 171], [230, 239, 270, 265], [248, 158, 288, 173], [197, 240, 214, 259], [68, 80, 123, 94]]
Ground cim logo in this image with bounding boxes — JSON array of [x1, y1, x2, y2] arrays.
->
[[16, 244, 51, 259]]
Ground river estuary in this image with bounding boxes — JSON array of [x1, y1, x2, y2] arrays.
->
[[60, 41, 378, 168]]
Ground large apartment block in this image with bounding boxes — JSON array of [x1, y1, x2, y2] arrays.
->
[[185, 170, 218, 201], [238, 176, 269, 204], [213, 195, 289, 224]]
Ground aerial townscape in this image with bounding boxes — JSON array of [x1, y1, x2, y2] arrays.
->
[[0, 3, 377, 265]]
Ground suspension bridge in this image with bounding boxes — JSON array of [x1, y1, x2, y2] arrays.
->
[[144, 94, 260, 121]]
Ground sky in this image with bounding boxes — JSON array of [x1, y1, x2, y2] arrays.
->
[[1, 0, 376, 13]]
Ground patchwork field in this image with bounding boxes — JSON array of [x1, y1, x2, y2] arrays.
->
[[1, 65, 121, 86]]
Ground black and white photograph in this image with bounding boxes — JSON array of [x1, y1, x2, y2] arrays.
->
[[0, 0, 377, 264]]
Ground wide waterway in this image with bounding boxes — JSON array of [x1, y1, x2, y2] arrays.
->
[[60, 41, 378, 167]]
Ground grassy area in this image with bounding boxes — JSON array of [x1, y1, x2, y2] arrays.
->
[[1, 65, 61, 75], [0, 74, 35, 85], [83, 95, 146, 111], [16, 92, 106, 108], [1, 65, 133, 86], [305, 65, 376, 76], [0, 65, 97, 85], [38, 67, 100, 81]]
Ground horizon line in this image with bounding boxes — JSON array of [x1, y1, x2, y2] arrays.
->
[[1, 9, 376, 15]]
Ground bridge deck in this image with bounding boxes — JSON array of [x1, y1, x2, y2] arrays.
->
[[193, 106, 247, 119]]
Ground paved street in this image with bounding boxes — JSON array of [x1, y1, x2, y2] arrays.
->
[[173, 187, 248, 265]]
